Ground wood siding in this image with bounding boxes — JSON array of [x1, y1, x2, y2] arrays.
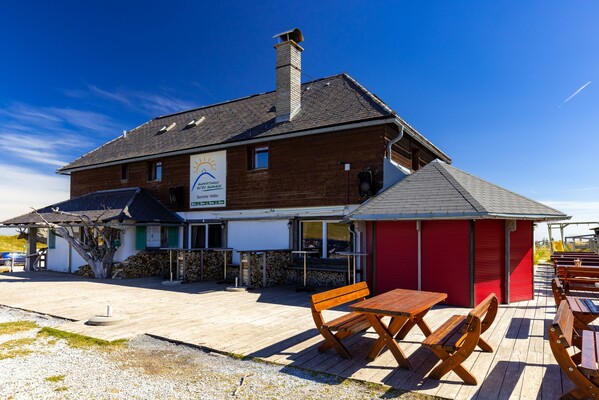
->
[[474, 219, 505, 304], [71, 125, 440, 211], [374, 221, 419, 294]]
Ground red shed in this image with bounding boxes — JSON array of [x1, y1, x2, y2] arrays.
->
[[350, 161, 567, 307]]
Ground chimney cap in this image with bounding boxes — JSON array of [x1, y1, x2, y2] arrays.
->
[[273, 28, 304, 44]]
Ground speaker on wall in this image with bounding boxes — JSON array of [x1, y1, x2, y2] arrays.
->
[[169, 186, 184, 205], [358, 171, 374, 197]]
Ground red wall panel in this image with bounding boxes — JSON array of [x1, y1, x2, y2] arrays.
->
[[510, 220, 534, 302], [375, 221, 418, 294], [474, 220, 505, 304], [421, 220, 471, 307]]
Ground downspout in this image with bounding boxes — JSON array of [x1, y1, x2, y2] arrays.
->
[[386, 120, 405, 159], [417, 221, 422, 290]]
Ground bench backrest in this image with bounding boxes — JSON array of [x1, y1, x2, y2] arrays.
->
[[560, 266, 599, 279], [310, 282, 370, 313], [551, 278, 566, 306], [464, 293, 498, 335], [550, 300, 575, 350]]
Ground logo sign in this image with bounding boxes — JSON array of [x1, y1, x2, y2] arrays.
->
[[190, 150, 226, 208]]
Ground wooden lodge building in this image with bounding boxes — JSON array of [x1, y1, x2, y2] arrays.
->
[[2, 29, 567, 306]]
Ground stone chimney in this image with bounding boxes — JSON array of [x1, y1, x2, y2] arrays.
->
[[273, 28, 304, 123]]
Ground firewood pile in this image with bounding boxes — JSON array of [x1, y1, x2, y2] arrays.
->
[[184, 250, 233, 282], [74, 264, 94, 278], [284, 269, 346, 287], [247, 251, 290, 288], [118, 252, 169, 278]]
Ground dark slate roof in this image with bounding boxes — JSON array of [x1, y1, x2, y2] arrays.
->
[[1, 188, 182, 226], [59, 73, 450, 172], [348, 161, 569, 221]]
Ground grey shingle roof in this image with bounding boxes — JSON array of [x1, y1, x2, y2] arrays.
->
[[59, 73, 449, 172], [348, 161, 569, 221], [1, 188, 182, 226]]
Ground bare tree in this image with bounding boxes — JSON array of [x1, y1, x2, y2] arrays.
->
[[34, 208, 121, 278]]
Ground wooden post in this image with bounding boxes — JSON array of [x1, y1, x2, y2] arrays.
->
[[26, 227, 37, 271]]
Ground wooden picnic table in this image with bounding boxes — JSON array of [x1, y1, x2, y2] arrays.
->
[[350, 288, 447, 369], [566, 295, 599, 331]]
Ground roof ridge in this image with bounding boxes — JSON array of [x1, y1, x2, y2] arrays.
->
[[153, 73, 348, 120], [433, 162, 488, 214]]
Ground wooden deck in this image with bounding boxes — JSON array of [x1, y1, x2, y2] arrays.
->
[[0, 264, 578, 399]]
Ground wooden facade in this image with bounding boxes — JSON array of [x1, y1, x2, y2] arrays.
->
[[70, 124, 438, 211]]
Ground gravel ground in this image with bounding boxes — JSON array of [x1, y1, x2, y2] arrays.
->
[[0, 306, 438, 400]]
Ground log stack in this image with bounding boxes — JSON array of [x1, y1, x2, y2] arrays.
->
[[118, 252, 169, 278], [183, 250, 234, 283]]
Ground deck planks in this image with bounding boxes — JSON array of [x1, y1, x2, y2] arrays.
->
[[0, 264, 581, 399]]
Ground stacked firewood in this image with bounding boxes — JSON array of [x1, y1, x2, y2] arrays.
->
[[183, 250, 233, 283], [118, 252, 169, 278], [246, 251, 290, 288], [74, 264, 94, 278]]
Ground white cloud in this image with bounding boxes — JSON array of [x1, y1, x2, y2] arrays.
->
[[84, 85, 197, 116], [0, 163, 70, 224]]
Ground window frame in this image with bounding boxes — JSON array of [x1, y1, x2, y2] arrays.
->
[[121, 163, 129, 181], [147, 160, 163, 182], [250, 145, 269, 170], [299, 220, 352, 259], [189, 223, 224, 249]]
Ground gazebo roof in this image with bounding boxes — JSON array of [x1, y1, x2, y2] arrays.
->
[[1, 188, 182, 226], [348, 160, 569, 221]]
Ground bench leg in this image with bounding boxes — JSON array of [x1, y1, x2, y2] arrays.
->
[[427, 348, 477, 385], [477, 337, 493, 353]]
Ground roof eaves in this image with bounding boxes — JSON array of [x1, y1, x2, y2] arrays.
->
[[57, 115, 396, 174]]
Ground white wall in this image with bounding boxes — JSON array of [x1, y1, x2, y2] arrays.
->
[[46, 227, 138, 273], [228, 220, 290, 264]]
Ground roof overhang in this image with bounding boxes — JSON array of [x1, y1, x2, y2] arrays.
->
[[347, 213, 571, 222], [58, 116, 450, 175]]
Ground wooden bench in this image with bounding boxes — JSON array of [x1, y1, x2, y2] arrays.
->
[[310, 281, 371, 359], [549, 300, 599, 399], [422, 293, 498, 385], [557, 266, 599, 294]]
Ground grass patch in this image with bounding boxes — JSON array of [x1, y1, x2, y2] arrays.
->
[[534, 244, 552, 265], [0, 321, 39, 335], [0, 337, 36, 360], [38, 327, 127, 349], [54, 386, 69, 392], [45, 375, 65, 383], [0, 235, 28, 252]]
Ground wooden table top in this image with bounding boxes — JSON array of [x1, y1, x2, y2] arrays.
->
[[567, 296, 599, 315], [350, 288, 447, 317]]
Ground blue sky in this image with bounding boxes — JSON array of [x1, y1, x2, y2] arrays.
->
[[0, 1, 597, 239]]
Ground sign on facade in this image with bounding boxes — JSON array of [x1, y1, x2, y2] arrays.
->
[[190, 150, 227, 208]]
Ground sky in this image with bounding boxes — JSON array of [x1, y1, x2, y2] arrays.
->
[[0, 1, 597, 240]]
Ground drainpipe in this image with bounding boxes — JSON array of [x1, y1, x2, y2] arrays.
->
[[417, 221, 422, 290], [386, 120, 404, 159]]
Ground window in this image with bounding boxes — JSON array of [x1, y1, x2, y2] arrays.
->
[[300, 221, 352, 258], [147, 226, 167, 248], [251, 146, 269, 170], [148, 161, 162, 181], [190, 224, 223, 249], [121, 164, 129, 181]]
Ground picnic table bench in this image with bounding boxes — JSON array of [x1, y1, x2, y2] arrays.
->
[[549, 300, 599, 399], [422, 293, 498, 385], [557, 266, 599, 294], [310, 281, 371, 359]]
